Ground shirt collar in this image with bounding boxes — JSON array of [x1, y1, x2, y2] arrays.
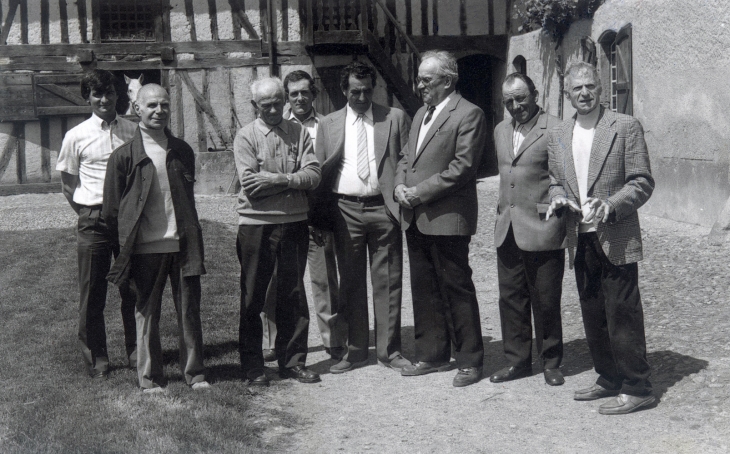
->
[[346, 104, 373, 124], [515, 109, 540, 133], [90, 113, 119, 129], [287, 108, 318, 124], [254, 117, 291, 136]]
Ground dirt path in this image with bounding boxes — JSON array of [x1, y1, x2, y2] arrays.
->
[[2, 177, 728, 453]]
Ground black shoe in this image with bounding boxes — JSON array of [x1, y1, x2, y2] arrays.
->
[[325, 346, 346, 361], [543, 368, 565, 386], [90, 371, 109, 380], [262, 349, 276, 362], [574, 384, 620, 401], [280, 365, 321, 384], [489, 365, 531, 383], [401, 361, 453, 376], [246, 369, 269, 387], [453, 367, 483, 387]]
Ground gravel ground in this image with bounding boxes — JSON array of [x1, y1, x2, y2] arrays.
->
[[2, 177, 729, 453]]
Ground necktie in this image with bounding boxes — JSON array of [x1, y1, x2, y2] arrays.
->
[[424, 106, 436, 125], [356, 114, 370, 181]]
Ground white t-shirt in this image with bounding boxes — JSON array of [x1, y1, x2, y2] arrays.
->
[[572, 107, 601, 233]]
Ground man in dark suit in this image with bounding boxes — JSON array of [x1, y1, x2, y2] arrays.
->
[[546, 61, 655, 414], [312, 61, 411, 374], [491, 73, 566, 386], [394, 50, 486, 387]]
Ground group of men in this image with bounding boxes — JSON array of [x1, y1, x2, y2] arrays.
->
[[58, 49, 656, 415]]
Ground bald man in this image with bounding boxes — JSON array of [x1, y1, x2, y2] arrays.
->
[[233, 77, 322, 386], [103, 84, 210, 393]]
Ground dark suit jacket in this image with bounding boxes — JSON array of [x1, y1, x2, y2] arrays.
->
[[395, 93, 487, 236], [494, 110, 565, 251], [311, 102, 410, 230], [548, 107, 655, 265]]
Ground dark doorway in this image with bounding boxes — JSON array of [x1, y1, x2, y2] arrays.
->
[[313, 65, 347, 116], [457, 54, 497, 177]]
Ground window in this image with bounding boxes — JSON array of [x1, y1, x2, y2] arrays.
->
[[599, 24, 633, 115], [512, 56, 527, 75], [99, 0, 158, 42]]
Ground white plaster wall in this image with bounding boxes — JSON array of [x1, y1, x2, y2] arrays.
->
[[192, 0, 214, 42], [3, 0, 22, 44], [26, 0, 42, 44], [288, 0, 300, 41], [67, 0, 82, 44], [170, 0, 194, 42], [215, 0, 234, 40], [48, 0, 62, 44], [244, 0, 264, 39]]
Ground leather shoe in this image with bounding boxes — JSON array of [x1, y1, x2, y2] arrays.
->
[[401, 361, 453, 376], [325, 346, 346, 361], [378, 355, 412, 372], [573, 384, 620, 401], [280, 365, 321, 384], [598, 394, 656, 415], [543, 368, 565, 386], [246, 369, 270, 387], [330, 359, 368, 374], [91, 371, 109, 380], [262, 349, 276, 362], [453, 367, 483, 387], [489, 365, 530, 383]]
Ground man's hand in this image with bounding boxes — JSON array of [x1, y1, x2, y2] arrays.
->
[[394, 184, 412, 208], [582, 197, 612, 223], [545, 196, 581, 221], [310, 226, 326, 247], [242, 171, 287, 198]]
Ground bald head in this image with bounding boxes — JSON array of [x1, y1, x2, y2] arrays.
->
[[134, 84, 170, 130]]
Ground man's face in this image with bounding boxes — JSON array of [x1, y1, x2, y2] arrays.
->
[[343, 75, 374, 114], [287, 78, 315, 118], [417, 58, 451, 106], [502, 79, 539, 124], [254, 91, 285, 126], [134, 88, 170, 130], [567, 70, 602, 115], [88, 86, 118, 120]]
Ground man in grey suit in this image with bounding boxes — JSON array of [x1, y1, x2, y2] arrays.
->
[[312, 61, 412, 374], [546, 61, 655, 414], [395, 50, 486, 387], [491, 73, 566, 387]]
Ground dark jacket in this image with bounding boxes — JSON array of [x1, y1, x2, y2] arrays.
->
[[102, 128, 206, 286]]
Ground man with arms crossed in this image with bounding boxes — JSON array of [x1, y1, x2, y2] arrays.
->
[[57, 69, 136, 379], [395, 50, 486, 387], [103, 84, 210, 393], [312, 62, 411, 374], [234, 77, 322, 386], [491, 73, 566, 386], [546, 61, 655, 414], [260, 70, 346, 362]]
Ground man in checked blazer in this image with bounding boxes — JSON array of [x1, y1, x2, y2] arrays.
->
[[546, 61, 655, 415], [394, 50, 487, 387], [491, 73, 566, 387], [311, 61, 412, 375]]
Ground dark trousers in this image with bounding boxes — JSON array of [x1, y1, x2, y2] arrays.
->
[[405, 225, 484, 368], [497, 227, 564, 370], [333, 197, 403, 363], [575, 232, 652, 396], [237, 221, 310, 374], [129, 252, 206, 389], [77, 205, 136, 375]]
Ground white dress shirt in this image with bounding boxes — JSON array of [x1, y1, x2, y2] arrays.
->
[[512, 111, 540, 157], [288, 108, 320, 149], [416, 94, 452, 154], [334, 104, 379, 196]]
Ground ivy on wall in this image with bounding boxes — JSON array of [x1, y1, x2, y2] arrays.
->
[[515, 0, 604, 42]]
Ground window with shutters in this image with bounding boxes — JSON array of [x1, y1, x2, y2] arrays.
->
[[598, 24, 633, 115], [99, 0, 160, 42]]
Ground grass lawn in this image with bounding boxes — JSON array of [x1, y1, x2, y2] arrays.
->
[[0, 220, 287, 453]]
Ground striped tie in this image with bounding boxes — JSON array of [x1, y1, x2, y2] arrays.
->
[[356, 114, 370, 181]]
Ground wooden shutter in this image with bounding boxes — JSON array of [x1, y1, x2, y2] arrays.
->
[[0, 74, 36, 121], [34, 74, 92, 117], [615, 24, 633, 115]]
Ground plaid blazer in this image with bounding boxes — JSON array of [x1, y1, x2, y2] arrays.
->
[[547, 107, 654, 266]]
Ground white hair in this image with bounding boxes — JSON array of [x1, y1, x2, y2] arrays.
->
[[421, 50, 459, 85], [250, 77, 285, 103]]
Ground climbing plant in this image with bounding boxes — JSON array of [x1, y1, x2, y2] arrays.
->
[[515, 0, 604, 42]]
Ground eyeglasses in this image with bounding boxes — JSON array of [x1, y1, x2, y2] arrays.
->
[[416, 75, 445, 86]]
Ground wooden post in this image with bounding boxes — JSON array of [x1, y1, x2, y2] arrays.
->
[[197, 70, 208, 152], [15, 122, 26, 184], [60, 0, 69, 43], [184, 0, 198, 42], [208, 0, 219, 41], [41, 0, 50, 44], [19, 0, 28, 44], [40, 118, 51, 182]]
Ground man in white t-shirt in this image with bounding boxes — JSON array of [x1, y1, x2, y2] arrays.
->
[[56, 70, 137, 379]]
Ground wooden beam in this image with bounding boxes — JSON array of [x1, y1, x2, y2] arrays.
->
[[409, 35, 508, 60], [312, 30, 365, 45], [230, 0, 259, 40], [0, 41, 264, 58], [59, 0, 69, 43], [40, 118, 51, 182], [15, 122, 26, 184], [281, 0, 288, 41], [41, 0, 50, 44], [184, 0, 197, 42], [91, 0, 101, 43], [1, 0, 20, 46], [229, 0, 242, 40], [173, 71, 184, 139], [162, 0, 171, 42], [0, 123, 20, 181], [0, 182, 61, 196], [179, 71, 233, 150], [36, 84, 89, 106], [77, 0, 88, 43], [208, 0, 219, 41], [487, 0, 494, 36], [19, 0, 27, 44]]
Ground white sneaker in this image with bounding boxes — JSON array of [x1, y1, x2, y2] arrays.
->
[[191, 381, 212, 390]]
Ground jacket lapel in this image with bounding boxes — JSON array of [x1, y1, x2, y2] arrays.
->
[[514, 110, 546, 161], [409, 106, 427, 165], [561, 118, 580, 201], [414, 93, 461, 164], [587, 107, 616, 194], [328, 108, 347, 160], [372, 104, 390, 170]]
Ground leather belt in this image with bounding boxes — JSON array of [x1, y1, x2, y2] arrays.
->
[[337, 193, 384, 205]]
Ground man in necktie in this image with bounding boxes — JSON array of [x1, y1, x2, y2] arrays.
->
[[491, 73, 566, 386], [394, 50, 487, 387], [311, 62, 412, 374]]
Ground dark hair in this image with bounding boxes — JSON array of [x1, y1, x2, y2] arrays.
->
[[80, 70, 118, 100], [503, 72, 536, 93], [283, 70, 318, 97], [339, 61, 377, 92]]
